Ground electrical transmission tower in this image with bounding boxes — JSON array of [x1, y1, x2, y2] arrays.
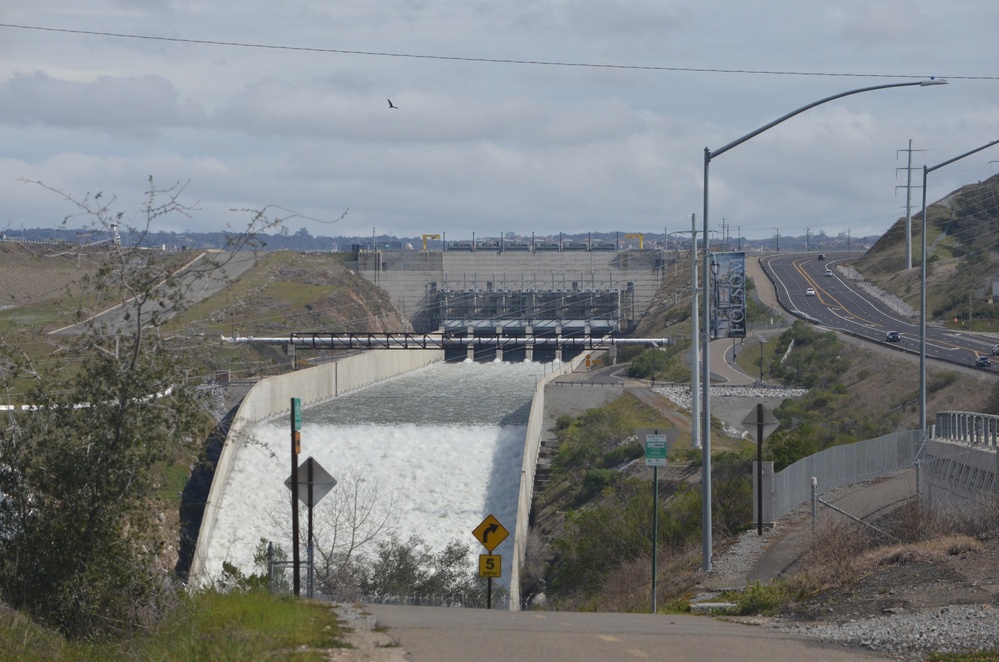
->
[[896, 139, 925, 270]]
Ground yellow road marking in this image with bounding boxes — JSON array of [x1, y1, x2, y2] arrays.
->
[[781, 257, 978, 354]]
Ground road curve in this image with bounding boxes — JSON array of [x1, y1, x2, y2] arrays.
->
[[759, 253, 999, 373]]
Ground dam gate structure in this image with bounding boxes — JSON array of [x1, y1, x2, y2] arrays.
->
[[355, 249, 667, 348]]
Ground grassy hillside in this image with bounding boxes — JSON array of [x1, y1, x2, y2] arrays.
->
[[855, 172, 999, 330], [0, 245, 410, 384]]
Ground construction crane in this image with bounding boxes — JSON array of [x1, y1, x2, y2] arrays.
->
[[625, 233, 644, 249], [421, 234, 441, 251]]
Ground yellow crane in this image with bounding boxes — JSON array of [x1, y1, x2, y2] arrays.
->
[[421, 234, 441, 251], [625, 233, 644, 249]]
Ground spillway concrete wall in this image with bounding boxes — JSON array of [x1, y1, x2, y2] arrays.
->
[[508, 352, 589, 610], [188, 349, 443, 586], [921, 439, 999, 509]]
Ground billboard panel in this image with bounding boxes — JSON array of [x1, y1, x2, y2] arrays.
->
[[712, 252, 746, 338]]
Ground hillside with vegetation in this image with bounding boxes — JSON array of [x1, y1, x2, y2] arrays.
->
[[854, 172, 999, 330], [528, 319, 998, 612], [0, 188, 418, 654]]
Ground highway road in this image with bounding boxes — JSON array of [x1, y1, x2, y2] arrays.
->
[[760, 253, 999, 372]]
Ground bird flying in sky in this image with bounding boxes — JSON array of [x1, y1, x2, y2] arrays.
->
[[387, 99, 398, 109]]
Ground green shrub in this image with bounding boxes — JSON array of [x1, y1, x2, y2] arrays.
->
[[580, 468, 620, 501], [727, 578, 812, 616], [602, 440, 643, 467]]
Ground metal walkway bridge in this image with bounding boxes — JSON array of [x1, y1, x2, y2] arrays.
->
[[223, 332, 673, 361]]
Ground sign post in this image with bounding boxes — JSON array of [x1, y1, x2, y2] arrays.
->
[[741, 404, 780, 535], [290, 397, 302, 596], [472, 514, 509, 609], [643, 430, 673, 613], [285, 456, 337, 598]]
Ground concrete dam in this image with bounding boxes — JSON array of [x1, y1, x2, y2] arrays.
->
[[355, 248, 667, 340]]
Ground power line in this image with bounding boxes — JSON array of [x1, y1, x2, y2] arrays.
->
[[1, 22, 996, 81]]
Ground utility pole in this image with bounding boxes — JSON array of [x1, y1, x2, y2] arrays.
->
[[897, 139, 925, 270]]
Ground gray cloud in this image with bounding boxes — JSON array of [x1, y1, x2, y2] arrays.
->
[[0, 71, 203, 133]]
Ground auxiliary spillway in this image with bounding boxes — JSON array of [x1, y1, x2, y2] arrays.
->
[[198, 360, 548, 596]]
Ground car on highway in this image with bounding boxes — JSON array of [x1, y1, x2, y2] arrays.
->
[[805, 287, 816, 296], [824, 268, 833, 277], [885, 331, 901, 343], [992, 344, 999, 356], [977, 355, 991, 368], [817, 254, 826, 260]]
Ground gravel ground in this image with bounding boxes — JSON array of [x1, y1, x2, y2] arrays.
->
[[703, 504, 999, 661], [652, 384, 808, 438], [777, 605, 999, 661]]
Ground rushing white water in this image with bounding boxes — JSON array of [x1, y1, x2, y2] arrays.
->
[[201, 359, 550, 592]]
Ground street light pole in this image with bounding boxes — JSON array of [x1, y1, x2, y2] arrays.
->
[[701, 77, 946, 573], [773, 227, 780, 253], [919, 138, 999, 432]]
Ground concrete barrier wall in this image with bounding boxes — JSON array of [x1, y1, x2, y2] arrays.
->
[[920, 439, 999, 510], [188, 349, 443, 585], [509, 353, 589, 610]]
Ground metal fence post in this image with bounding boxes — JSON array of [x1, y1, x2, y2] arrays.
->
[[267, 542, 275, 593], [810, 477, 818, 535]]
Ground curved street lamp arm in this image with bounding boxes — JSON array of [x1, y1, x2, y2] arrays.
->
[[709, 79, 947, 161], [927, 138, 999, 175]]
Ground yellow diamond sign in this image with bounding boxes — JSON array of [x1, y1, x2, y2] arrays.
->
[[472, 514, 509, 553]]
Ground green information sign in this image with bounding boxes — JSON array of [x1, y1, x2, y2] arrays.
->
[[645, 434, 669, 467], [292, 397, 302, 431]]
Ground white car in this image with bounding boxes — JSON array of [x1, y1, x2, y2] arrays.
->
[[805, 287, 816, 296], [824, 268, 833, 277]]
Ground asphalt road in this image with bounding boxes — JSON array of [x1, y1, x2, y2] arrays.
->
[[363, 603, 888, 661], [760, 253, 999, 371]]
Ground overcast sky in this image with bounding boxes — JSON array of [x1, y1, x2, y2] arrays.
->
[[1, 1, 997, 243]]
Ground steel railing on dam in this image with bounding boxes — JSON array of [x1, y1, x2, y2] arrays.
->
[[222, 332, 673, 351], [935, 410, 999, 448]]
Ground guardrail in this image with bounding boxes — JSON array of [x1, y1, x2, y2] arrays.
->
[[935, 410, 999, 449]]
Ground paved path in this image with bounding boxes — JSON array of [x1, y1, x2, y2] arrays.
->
[[363, 603, 888, 661], [749, 469, 917, 582]]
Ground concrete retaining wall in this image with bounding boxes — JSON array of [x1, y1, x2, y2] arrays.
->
[[508, 353, 588, 610], [188, 349, 443, 586], [920, 439, 999, 510]]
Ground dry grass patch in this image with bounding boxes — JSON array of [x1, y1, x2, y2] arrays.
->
[[873, 536, 982, 567]]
